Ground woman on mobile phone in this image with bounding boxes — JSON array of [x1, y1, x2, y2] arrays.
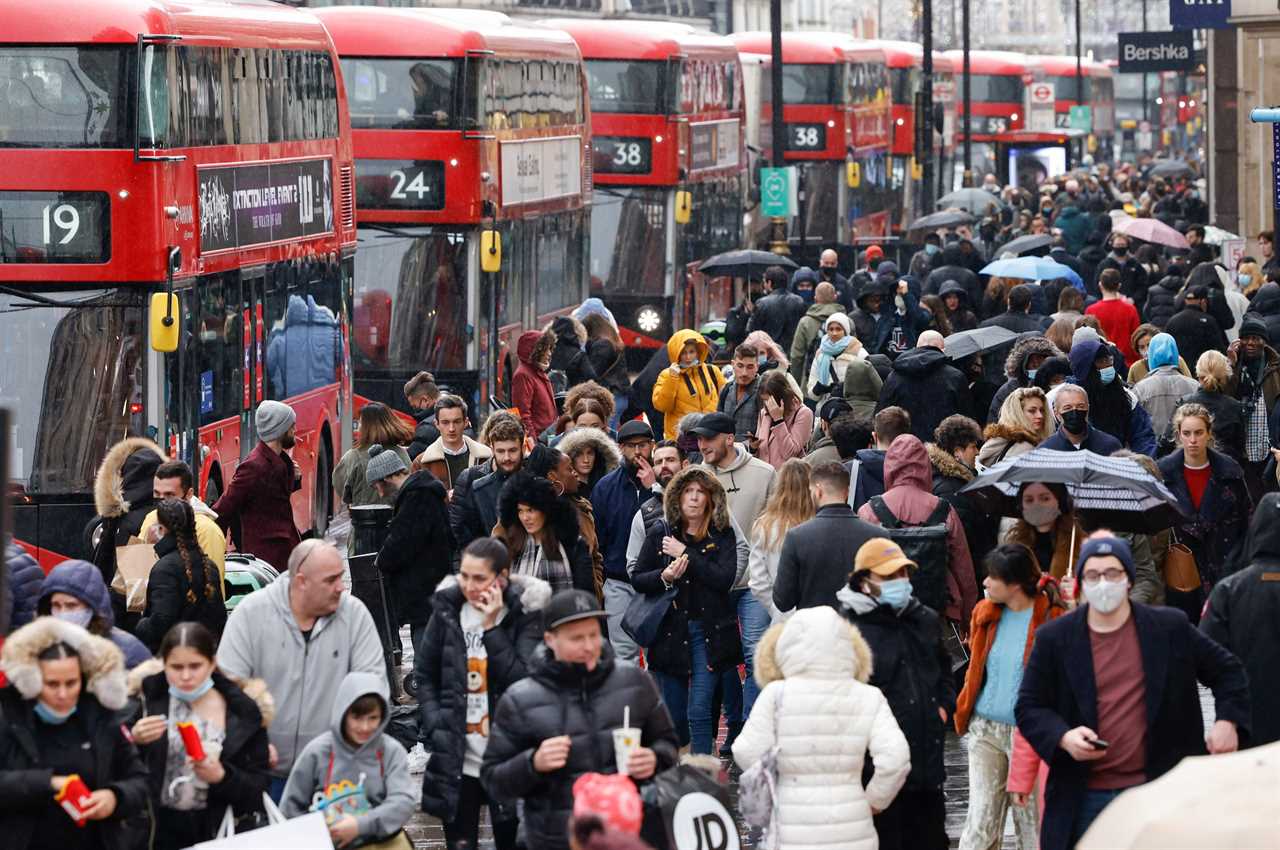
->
[[416, 538, 550, 850]]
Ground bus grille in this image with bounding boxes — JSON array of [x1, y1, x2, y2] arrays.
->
[[339, 166, 355, 230]]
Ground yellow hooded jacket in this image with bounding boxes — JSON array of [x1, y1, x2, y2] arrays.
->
[[651, 329, 726, 440]]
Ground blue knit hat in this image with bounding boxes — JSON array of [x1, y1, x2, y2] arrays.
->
[[1074, 536, 1135, 584]]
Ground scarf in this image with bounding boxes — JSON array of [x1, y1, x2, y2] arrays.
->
[[514, 536, 573, 593], [815, 335, 854, 387]]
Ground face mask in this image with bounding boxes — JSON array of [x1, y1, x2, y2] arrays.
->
[[1239, 274, 1251, 287], [53, 608, 93, 629], [1113, 246, 1128, 256], [1098, 366, 1116, 385], [34, 700, 77, 725], [1082, 577, 1128, 614], [1060, 408, 1088, 435], [683, 358, 701, 369], [798, 288, 816, 305], [1026, 368, 1038, 382], [925, 244, 940, 256], [169, 677, 215, 703], [820, 267, 835, 280], [757, 354, 768, 367], [1022, 501, 1061, 528], [876, 578, 912, 612]]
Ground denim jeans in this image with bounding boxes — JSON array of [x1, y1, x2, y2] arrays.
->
[[602, 577, 640, 663], [735, 589, 770, 716], [653, 619, 718, 754], [1071, 787, 1126, 844]]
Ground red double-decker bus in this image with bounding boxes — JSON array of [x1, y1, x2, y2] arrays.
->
[[733, 32, 892, 247], [2, 0, 356, 563], [315, 7, 591, 413], [945, 50, 1033, 180], [551, 20, 745, 355], [1036, 55, 1116, 163], [878, 41, 956, 232]]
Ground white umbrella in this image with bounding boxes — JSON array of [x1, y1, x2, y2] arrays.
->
[[1077, 741, 1280, 850], [1203, 225, 1241, 246]]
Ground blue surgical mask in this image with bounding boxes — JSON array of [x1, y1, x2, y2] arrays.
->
[[52, 608, 93, 629], [877, 578, 913, 611], [758, 354, 768, 367], [1026, 368, 1038, 382], [1098, 366, 1117, 385], [925, 244, 940, 256], [1239, 273, 1251, 287], [34, 700, 78, 725], [169, 677, 215, 703]]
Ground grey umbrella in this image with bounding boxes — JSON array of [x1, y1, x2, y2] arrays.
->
[[937, 188, 1004, 216], [943, 326, 1019, 361], [995, 233, 1053, 257], [908, 210, 977, 232], [1149, 159, 1194, 179]]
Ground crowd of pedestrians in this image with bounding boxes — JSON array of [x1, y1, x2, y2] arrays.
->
[[2, 158, 1279, 850]]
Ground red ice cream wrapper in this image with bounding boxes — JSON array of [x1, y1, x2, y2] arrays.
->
[[55, 774, 92, 826]]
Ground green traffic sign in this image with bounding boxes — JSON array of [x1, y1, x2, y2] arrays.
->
[[1069, 105, 1093, 132], [760, 167, 795, 218]]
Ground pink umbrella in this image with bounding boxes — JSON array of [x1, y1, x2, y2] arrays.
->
[[1115, 217, 1190, 250]]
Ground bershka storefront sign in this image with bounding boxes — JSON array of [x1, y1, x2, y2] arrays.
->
[[1117, 31, 1197, 73]]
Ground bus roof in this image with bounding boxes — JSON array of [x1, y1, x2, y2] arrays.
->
[[873, 40, 952, 72], [314, 6, 582, 63], [1036, 54, 1089, 76], [7, 0, 333, 47], [941, 49, 1034, 75], [545, 20, 738, 63], [731, 31, 881, 65]]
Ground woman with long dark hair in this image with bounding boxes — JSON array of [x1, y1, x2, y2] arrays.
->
[[129, 623, 271, 850], [493, 472, 594, 595], [134, 499, 226, 651]]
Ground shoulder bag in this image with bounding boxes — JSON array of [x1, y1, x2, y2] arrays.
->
[[738, 683, 784, 849]]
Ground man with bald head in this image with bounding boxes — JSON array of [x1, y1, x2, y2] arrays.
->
[[217, 539, 386, 797], [819, 248, 854, 309], [875, 328, 973, 442]]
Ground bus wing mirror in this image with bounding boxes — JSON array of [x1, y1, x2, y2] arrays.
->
[[481, 229, 502, 273], [674, 189, 692, 225], [150, 293, 180, 352]]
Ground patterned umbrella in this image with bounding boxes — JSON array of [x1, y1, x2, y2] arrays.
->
[[960, 447, 1186, 533]]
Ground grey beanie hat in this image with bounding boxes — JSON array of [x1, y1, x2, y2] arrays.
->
[[365, 444, 407, 485], [255, 400, 296, 443]]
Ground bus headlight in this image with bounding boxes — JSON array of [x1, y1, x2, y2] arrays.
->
[[637, 307, 662, 334]]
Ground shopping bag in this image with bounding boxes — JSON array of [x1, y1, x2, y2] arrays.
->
[[110, 541, 156, 613], [189, 793, 333, 849], [621, 585, 677, 648]]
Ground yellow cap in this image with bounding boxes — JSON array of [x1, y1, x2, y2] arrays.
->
[[855, 538, 916, 576]]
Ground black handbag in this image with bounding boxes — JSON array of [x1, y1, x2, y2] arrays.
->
[[622, 585, 678, 647]]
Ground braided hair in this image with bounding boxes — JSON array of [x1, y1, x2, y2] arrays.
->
[[156, 498, 220, 605]]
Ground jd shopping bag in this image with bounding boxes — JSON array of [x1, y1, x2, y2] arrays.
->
[[189, 793, 333, 850]]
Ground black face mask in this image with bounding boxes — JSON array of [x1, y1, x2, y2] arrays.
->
[[820, 267, 835, 280], [1061, 409, 1088, 435], [1113, 246, 1128, 256]]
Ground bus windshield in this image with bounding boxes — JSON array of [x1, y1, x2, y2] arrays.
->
[[0, 288, 146, 493], [1050, 75, 1091, 102], [340, 57, 463, 129], [890, 67, 920, 106], [0, 46, 132, 148], [760, 64, 838, 105], [590, 187, 668, 297], [353, 227, 469, 373], [971, 73, 1023, 103], [585, 60, 668, 114]]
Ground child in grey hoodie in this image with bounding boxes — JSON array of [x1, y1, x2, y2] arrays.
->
[[281, 671, 417, 848]]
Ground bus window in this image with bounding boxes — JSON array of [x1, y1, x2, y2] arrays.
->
[[584, 60, 666, 114], [772, 64, 837, 105], [535, 212, 587, 317], [196, 273, 244, 426], [262, 262, 344, 398], [341, 58, 461, 129], [970, 74, 1023, 103], [590, 187, 668, 297], [0, 46, 132, 148]]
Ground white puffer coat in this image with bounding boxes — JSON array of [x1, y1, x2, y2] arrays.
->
[[733, 606, 911, 850]]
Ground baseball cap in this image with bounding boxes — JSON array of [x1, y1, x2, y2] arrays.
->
[[1186, 285, 1209, 300], [864, 244, 884, 260], [616, 420, 655, 442], [817, 396, 853, 423], [544, 589, 607, 630], [689, 412, 735, 438], [854, 537, 916, 576]]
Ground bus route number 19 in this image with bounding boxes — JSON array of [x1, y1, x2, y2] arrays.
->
[[43, 203, 81, 245]]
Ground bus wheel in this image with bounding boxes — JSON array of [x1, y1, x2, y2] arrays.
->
[[204, 473, 222, 506], [312, 440, 332, 538], [82, 516, 105, 558]]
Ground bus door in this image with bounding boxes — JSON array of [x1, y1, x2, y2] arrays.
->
[[241, 268, 268, 452]]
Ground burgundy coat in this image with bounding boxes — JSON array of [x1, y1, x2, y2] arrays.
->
[[212, 441, 301, 572]]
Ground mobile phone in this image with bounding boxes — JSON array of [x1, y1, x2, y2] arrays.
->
[[1090, 738, 1110, 750]]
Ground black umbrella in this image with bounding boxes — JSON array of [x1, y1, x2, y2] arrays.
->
[[696, 249, 797, 279], [994, 233, 1053, 258], [908, 210, 977, 232], [1149, 159, 1194, 179], [943, 326, 1018, 361], [937, 188, 1004, 216], [960, 447, 1186, 534]]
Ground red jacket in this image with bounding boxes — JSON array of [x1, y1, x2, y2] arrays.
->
[[856, 434, 979, 624], [212, 441, 301, 572], [510, 330, 558, 438]]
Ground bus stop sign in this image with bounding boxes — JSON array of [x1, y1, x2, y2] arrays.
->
[[760, 167, 797, 218]]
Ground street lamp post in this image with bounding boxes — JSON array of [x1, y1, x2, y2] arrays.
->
[[962, 0, 971, 186], [769, 0, 788, 253], [921, 0, 934, 207]]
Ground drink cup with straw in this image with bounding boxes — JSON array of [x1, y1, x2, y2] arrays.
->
[[613, 705, 639, 775]]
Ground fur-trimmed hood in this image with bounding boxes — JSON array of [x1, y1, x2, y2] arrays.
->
[[498, 471, 582, 546], [754, 606, 873, 685], [1, 617, 128, 710], [981, 422, 1044, 448], [556, 427, 622, 475], [126, 657, 276, 727], [662, 466, 732, 533], [1003, 335, 1062, 380], [433, 571, 552, 615], [926, 443, 975, 482], [93, 437, 166, 518]]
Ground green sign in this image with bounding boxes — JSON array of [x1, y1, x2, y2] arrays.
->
[[1069, 105, 1093, 132], [760, 166, 796, 218]]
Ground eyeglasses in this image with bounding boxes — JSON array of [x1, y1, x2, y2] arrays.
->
[[1082, 568, 1127, 585]]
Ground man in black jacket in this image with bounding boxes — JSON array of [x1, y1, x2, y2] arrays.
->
[[773, 461, 886, 613], [748, 265, 806, 352], [925, 242, 983, 315], [1039, 384, 1123, 454], [1016, 536, 1249, 850], [1164, 285, 1229, 378], [875, 331, 973, 443], [482, 590, 679, 850], [1094, 233, 1150, 306], [980, 284, 1043, 334], [450, 414, 526, 548], [1200, 493, 1280, 748]]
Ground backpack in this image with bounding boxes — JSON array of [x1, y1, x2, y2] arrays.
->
[[867, 495, 952, 615]]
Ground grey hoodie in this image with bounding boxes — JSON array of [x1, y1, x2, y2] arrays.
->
[[217, 575, 386, 776], [281, 672, 417, 843], [704, 444, 775, 589]]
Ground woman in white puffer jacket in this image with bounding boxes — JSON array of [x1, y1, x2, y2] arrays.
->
[[733, 606, 910, 850]]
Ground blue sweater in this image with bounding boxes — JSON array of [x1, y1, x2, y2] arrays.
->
[[974, 604, 1034, 725]]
